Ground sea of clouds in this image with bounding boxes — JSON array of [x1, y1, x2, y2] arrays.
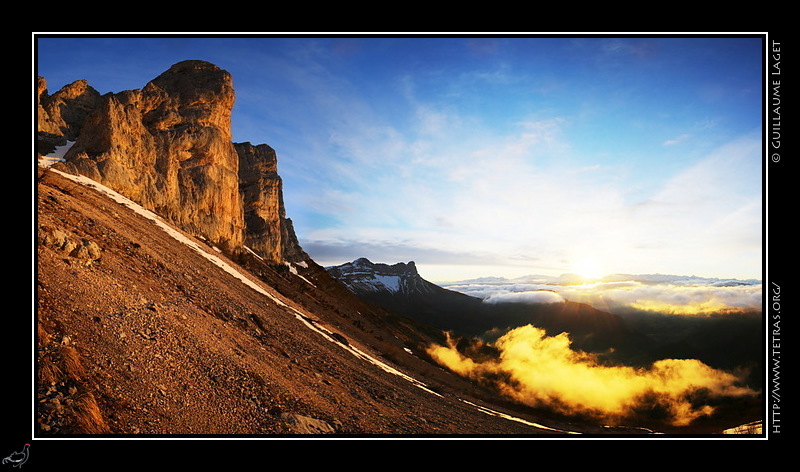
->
[[430, 272, 763, 426], [441, 273, 763, 315]]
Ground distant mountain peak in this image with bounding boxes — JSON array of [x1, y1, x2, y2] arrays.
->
[[337, 258, 418, 276], [327, 258, 426, 295]]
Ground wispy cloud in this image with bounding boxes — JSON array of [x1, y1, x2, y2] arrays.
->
[[663, 133, 691, 145], [294, 122, 761, 281], [483, 290, 565, 305], [225, 38, 764, 281]]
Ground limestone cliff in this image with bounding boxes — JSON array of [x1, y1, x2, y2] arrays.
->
[[36, 76, 102, 155], [37, 60, 306, 264], [236, 142, 307, 263]]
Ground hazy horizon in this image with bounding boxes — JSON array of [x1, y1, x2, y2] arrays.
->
[[326, 256, 763, 316]]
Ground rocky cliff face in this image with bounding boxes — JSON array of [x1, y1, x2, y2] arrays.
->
[[36, 76, 102, 155], [37, 60, 306, 264], [236, 142, 306, 263]]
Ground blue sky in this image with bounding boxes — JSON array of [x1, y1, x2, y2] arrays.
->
[[35, 35, 765, 282]]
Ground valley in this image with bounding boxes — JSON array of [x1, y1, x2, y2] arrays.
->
[[326, 257, 764, 432]]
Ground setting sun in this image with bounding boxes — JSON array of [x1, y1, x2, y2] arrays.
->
[[573, 258, 604, 280]]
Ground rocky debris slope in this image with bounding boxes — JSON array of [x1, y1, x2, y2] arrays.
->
[[36, 168, 584, 436]]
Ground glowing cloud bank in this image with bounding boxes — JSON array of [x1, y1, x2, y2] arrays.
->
[[444, 274, 763, 316], [426, 325, 758, 426], [483, 290, 565, 305]]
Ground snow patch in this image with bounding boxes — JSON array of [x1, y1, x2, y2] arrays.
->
[[374, 274, 401, 292], [38, 141, 73, 167], [285, 261, 316, 287]]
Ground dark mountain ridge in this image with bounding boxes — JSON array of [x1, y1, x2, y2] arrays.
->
[[327, 258, 656, 364]]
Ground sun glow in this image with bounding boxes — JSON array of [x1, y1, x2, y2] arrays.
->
[[572, 258, 604, 281]]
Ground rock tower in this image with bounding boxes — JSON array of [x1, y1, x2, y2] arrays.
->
[[37, 60, 307, 263]]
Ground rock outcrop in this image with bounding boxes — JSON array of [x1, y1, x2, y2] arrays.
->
[[36, 76, 102, 155], [37, 60, 306, 263], [236, 142, 306, 263]]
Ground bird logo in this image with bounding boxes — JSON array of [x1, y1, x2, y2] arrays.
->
[[1, 444, 29, 468]]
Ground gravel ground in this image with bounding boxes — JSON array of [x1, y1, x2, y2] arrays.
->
[[35, 169, 596, 438]]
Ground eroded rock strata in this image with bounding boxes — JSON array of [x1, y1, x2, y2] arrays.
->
[[37, 60, 304, 264]]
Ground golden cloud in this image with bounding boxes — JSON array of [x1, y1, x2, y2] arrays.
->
[[426, 324, 757, 426]]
